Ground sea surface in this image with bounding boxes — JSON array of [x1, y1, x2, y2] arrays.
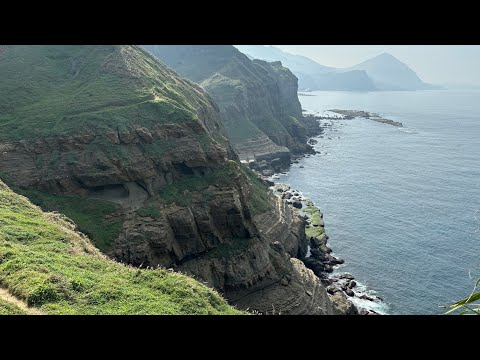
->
[[279, 90, 480, 314]]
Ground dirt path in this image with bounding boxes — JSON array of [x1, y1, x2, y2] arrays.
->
[[0, 287, 44, 315]]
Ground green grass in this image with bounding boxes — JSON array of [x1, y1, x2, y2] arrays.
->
[[0, 298, 27, 315], [143, 139, 177, 159], [17, 189, 123, 253], [206, 238, 256, 259], [136, 205, 161, 219], [0, 45, 217, 141], [242, 166, 274, 216], [157, 161, 240, 206], [0, 180, 243, 315], [303, 202, 326, 239]]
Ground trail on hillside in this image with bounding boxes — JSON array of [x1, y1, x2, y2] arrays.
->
[[0, 287, 44, 315]]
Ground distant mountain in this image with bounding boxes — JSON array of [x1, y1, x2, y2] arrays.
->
[[236, 45, 376, 91], [236, 46, 441, 91], [348, 52, 439, 90]]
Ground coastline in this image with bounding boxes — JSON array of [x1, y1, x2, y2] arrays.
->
[[252, 114, 386, 314]]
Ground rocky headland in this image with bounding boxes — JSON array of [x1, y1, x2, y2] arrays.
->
[[0, 45, 354, 315]]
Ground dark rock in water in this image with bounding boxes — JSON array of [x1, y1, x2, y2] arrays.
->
[[324, 264, 333, 273], [328, 255, 344, 265], [339, 273, 355, 280], [294, 192, 299, 196], [302, 257, 325, 276], [348, 280, 357, 289], [284, 192, 293, 199], [358, 308, 369, 315], [310, 249, 326, 261], [345, 288, 354, 297], [299, 165, 304, 168], [292, 160, 299, 164], [368, 310, 379, 315], [308, 138, 318, 145], [292, 201, 302, 209], [358, 294, 375, 302], [324, 246, 333, 254], [262, 169, 274, 176], [277, 188, 284, 193]]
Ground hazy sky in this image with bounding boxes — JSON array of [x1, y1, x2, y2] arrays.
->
[[274, 45, 480, 86]]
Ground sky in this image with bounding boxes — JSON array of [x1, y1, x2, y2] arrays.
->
[[274, 45, 480, 87]]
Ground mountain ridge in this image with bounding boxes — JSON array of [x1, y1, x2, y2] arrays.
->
[[236, 45, 440, 91]]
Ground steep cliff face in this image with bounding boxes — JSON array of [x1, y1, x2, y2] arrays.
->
[[143, 45, 321, 164], [0, 45, 348, 314]]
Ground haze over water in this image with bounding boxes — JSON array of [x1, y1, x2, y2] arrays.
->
[[278, 90, 480, 314]]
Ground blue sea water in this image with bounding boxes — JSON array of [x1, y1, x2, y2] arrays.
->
[[279, 90, 480, 314]]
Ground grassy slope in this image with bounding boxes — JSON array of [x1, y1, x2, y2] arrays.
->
[[0, 298, 27, 315], [0, 180, 242, 315], [0, 45, 217, 141]]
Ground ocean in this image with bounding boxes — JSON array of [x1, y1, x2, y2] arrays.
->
[[278, 90, 480, 314]]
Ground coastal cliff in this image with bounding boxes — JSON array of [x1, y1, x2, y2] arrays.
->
[[143, 45, 321, 169], [0, 45, 351, 314]]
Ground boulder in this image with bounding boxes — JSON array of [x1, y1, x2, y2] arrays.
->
[[327, 286, 339, 295], [310, 237, 321, 248], [302, 257, 325, 276], [348, 281, 357, 289], [345, 288, 354, 297], [292, 201, 302, 209], [339, 273, 355, 280]]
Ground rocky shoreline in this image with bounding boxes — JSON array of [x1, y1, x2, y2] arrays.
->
[[250, 114, 385, 315], [325, 109, 403, 127], [246, 114, 323, 177], [270, 184, 382, 315]]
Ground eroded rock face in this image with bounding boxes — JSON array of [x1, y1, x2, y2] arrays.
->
[[0, 121, 229, 196], [143, 46, 322, 163]]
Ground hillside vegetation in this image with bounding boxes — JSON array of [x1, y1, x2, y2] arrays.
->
[[0, 180, 242, 315], [0, 45, 222, 142]]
